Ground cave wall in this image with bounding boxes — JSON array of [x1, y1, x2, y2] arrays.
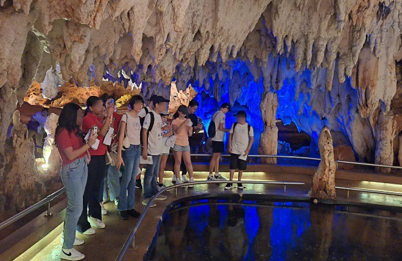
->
[[2, 0, 402, 213]]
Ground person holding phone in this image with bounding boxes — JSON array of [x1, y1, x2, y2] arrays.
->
[[172, 105, 195, 187], [77, 96, 114, 235], [56, 103, 97, 261]]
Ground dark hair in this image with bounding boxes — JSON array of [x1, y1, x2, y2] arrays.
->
[[41, 108, 49, 113], [85, 96, 101, 115], [177, 105, 189, 115], [55, 103, 83, 144], [128, 95, 144, 109], [103, 95, 115, 104], [149, 94, 158, 104], [189, 100, 199, 108]]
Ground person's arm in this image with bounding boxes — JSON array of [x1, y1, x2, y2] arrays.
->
[[244, 127, 255, 155], [188, 126, 193, 137], [228, 133, 233, 153], [174, 119, 190, 135], [218, 122, 230, 133], [62, 132, 96, 161], [116, 117, 127, 169], [142, 128, 148, 159]]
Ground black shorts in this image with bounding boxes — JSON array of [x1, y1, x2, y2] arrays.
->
[[212, 141, 224, 153], [230, 154, 247, 171]]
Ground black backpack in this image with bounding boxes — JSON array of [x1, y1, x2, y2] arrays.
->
[[233, 122, 251, 135], [140, 109, 154, 145], [208, 121, 216, 138]]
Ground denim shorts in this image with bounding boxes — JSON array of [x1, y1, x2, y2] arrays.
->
[[173, 144, 190, 152]]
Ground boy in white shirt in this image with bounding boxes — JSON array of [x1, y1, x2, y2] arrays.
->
[[225, 111, 254, 190], [142, 96, 170, 207], [208, 103, 231, 181]]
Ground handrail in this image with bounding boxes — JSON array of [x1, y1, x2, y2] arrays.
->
[[1, 153, 401, 235], [115, 180, 305, 261], [0, 187, 65, 231], [336, 186, 402, 198]]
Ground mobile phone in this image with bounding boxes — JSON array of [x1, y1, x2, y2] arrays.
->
[[93, 126, 98, 134]]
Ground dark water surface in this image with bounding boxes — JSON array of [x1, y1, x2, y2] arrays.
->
[[147, 199, 402, 261]]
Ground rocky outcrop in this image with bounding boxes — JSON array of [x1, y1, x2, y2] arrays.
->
[[168, 81, 197, 114], [333, 145, 356, 170], [311, 127, 336, 200], [259, 92, 278, 164]]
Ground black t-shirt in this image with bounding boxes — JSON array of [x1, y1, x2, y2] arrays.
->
[[187, 114, 198, 127]]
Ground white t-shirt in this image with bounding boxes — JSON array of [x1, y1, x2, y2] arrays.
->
[[143, 110, 163, 155], [121, 113, 141, 145], [138, 106, 151, 118], [230, 123, 254, 155], [211, 110, 226, 142]]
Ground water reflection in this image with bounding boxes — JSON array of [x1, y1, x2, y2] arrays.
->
[[148, 200, 402, 261]]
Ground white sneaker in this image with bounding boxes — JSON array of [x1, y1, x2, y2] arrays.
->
[[155, 195, 167, 201], [214, 173, 227, 180], [61, 248, 85, 261], [172, 175, 176, 184], [114, 198, 119, 206], [80, 228, 95, 235], [182, 175, 189, 183], [101, 204, 107, 215], [142, 198, 156, 207], [188, 178, 194, 188], [176, 178, 182, 185], [74, 237, 84, 246], [207, 175, 216, 181], [88, 217, 105, 229]]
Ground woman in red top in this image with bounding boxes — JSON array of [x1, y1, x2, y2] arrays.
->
[[56, 103, 97, 261], [77, 96, 114, 234]]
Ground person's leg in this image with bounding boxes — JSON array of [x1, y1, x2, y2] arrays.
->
[[181, 160, 187, 175], [215, 153, 221, 175], [102, 170, 108, 202], [173, 150, 183, 179], [61, 158, 87, 249], [151, 155, 161, 196], [118, 146, 135, 211], [159, 154, 168, 184], [89, 156, 106, 221], [182, 151, 194, 179], [143, 163, 154, 199], [209, 153, 216, 174], [127, 146, 141, 210], [107, 165, 121, 201], [238, 171, 243, 181], [77, 158, 96, 233]]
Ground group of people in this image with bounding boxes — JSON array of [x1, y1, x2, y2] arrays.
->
[[55, 94, 254, 260]]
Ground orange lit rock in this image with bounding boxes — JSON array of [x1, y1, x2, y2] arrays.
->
[[333, 145, 356, 170]]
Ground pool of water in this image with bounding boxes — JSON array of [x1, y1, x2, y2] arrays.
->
[[146, 197, 402, 261]]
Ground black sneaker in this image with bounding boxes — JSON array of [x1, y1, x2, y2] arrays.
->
[[224, 183, 233, 190], [127, 209, 141, 218], [238, 183, 244, 190], [119, 210, 128, 220], [135, 179, 142, 189]]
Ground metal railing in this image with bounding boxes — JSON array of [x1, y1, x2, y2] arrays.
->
[[0, 187, 65, 231], [115, 180, 305, 261], [336, 186, 402, 198], [1, 153, 402, 235]]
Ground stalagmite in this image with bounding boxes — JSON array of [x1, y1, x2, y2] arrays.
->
[[375, 111, 396, 173], [259, 92, 278, 164], [310, 127, 336, 200]]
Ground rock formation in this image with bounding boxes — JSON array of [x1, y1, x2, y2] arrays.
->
[[259, 92, 278, 164], [311, 127, 336, 200], [168, 81, 197, 114], [2, 0, 402, 212], [42, 113, 61, 176]]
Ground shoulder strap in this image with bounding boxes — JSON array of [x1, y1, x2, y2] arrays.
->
[[148, 111, 155, 133], [144, 107, 149, 115], [233, 122, 238, 132]]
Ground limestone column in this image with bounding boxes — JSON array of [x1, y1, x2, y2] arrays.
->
[[310, 126, 336, 200], [258, 92, 278, 164], [375, 111, 396, 173]]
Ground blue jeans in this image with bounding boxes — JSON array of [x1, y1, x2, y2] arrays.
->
[[118, 145, 141, 211], [102, 164, 121, 201], [144, 155, 161, 199], [61, 157, 88, 249]]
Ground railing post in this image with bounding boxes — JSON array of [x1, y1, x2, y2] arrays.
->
[[347, 190, 350, 199], [44, 200, 52, 217], [283, 184, 287, 193], [175, 187, 177, 197]]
